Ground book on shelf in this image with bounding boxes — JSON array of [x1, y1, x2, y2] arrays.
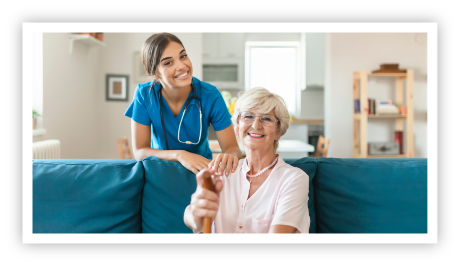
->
[[377, 99, 392, 105], [371, 99, 376, 114], [354, 99, 360, 113], [394, 131, 404, 154], [368, 98, 376, 114], [376, 99, 400, 115], [372, 99, 377, 115], [354, 98, 378, 115]]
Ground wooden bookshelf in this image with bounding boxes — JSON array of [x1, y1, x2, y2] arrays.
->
[[353, 69, 414, 158], [367, 154, 408, 158], [354, 114, 407, 119]]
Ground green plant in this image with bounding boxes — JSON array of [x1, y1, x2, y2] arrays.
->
[[32, 109, 41, 119]]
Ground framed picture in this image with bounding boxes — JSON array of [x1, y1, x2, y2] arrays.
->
[[106, 74, 129, 101], [133, 52, 151, 84]]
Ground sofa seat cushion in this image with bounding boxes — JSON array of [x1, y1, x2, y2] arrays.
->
[[314, 158, 427, 233], [33, 159, 144, 233]]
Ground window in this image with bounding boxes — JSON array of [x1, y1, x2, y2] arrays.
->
[[245, 42, 301, 115], [32, 32, 46, 136]]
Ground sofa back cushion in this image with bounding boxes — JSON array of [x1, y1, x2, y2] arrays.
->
[[142, 156, 317, 233], [284, 158, 317, 233], [33, 159, 144, 233], [314, 158, 427, 233], [142, 157, 196, 233]]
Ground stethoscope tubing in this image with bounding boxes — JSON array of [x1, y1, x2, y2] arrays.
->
[[159, 82, 202, 150]]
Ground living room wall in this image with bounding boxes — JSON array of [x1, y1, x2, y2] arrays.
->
[[325, 33, 428, 158], [33, 33, 101, 159]]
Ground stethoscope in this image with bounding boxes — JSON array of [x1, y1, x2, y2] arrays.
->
[[159, 82, 202, 150]]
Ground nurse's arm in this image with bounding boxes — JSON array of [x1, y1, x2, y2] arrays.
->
[[215, 125, 242, 159], [131, 120, 210, 174], [130, 120, 182, 161]]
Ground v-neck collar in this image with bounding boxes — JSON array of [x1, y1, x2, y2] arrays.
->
[[157, 82, 196, 119]]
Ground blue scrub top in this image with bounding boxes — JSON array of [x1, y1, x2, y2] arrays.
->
[[125, 77, 232, 160]]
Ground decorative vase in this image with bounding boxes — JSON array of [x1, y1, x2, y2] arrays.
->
[[33, 118, 37, 130], [81, 33, 96, 38], [398, 105, 407, 116], [95, 33, 104, 42]]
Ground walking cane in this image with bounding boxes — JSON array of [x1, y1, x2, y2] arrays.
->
[[202, 171, 216, 234]]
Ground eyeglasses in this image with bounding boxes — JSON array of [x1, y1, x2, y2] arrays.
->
[[238, 111, 279, 127]]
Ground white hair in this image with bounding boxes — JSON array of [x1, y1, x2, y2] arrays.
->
[[231, 87, 290, 152]]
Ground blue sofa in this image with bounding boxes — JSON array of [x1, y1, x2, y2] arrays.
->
[[33, 157, 427, 233]]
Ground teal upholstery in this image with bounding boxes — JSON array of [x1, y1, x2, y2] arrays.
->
[[32, 157, 428, 234], [141, 157, 196, 233], [33, 159, 144, 233], [314, 158, 427, 233], [284, 158, 317, 233]]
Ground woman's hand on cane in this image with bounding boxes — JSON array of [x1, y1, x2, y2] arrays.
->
[[188, 169, 223, 233]]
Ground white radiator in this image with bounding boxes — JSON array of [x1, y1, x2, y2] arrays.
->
[[33, 139, 61, 159]]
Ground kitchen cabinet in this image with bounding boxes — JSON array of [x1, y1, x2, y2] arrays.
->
[[203, 33, 245, 58], [219, 33, 245, 58], [202, 33, 220, 58], [301, 33, 325, 91], [280, 124, 308, 143]]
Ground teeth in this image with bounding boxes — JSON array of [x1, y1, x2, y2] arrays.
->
[[176, 71, 188, 78], [249, 133, 263, 137]]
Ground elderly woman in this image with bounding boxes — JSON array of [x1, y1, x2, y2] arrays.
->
[[183, 87, 310, 233]]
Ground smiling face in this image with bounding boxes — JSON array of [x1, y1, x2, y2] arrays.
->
[[235, 108, 281, 154], [153, 41, 193, 90]]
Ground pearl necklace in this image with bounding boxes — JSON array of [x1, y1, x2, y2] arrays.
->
[[247, 155, 278, 184]]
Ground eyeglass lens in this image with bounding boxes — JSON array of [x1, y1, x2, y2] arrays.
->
[[240, 112, 277, 126]]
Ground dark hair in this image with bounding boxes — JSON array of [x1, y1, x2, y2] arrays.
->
[[141, 32, 185, 83]]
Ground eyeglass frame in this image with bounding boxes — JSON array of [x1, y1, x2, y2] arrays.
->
[[237, 111, 280, 127]]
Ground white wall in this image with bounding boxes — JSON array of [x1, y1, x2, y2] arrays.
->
[[34, 33, 101, 158], [325, 33, 427, 158], [96, 33, 202, 159], [245, 33, 300, 42]]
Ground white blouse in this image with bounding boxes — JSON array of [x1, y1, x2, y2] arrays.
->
[[213, 156, 310, 233]]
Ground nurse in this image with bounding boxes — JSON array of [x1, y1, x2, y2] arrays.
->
[[125, 32, 242, 175]]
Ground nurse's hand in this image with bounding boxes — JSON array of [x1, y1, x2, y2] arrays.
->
[[208, 153, 239, 177], [177, 151, 212, 174]]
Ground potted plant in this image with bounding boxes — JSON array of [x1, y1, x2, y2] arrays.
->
[[33, 109, 41, 130]]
